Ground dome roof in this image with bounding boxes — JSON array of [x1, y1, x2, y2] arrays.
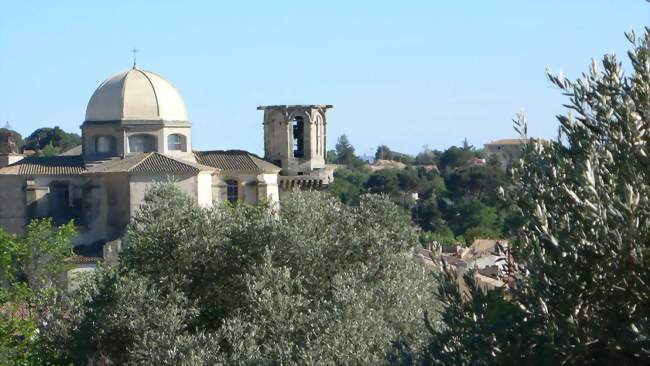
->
[[85, 68, 189, 122]]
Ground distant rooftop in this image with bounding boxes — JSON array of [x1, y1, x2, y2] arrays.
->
[[485, 138, 529, 146]]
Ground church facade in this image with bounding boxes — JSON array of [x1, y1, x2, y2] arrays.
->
[[0, 67, 334, 251]]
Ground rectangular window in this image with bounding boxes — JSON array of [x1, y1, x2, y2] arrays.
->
[[226, 180, 238, 203], [129, 134, 156, 153], [167, 134, 185, 151]]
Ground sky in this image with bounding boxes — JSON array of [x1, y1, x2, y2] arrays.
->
[[0, 1, 648, 156]]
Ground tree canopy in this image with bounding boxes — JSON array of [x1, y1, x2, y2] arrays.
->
[[423, 28, 650, 365], [23, 127, 81, 156], [331, 138, 511, 244], [36, 186, 438, 365], [0, 219, 75, 365]]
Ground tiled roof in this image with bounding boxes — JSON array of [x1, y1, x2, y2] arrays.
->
[[485, 138, 528, 146], [0, 155, 86, 175], [194, 150, 281, 173], [88, 153, 215, 174], [130, 153, 212, 174]]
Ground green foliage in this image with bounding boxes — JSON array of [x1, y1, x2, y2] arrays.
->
[[397, 167, 421, 191], [325, 149, 337, 164], [335, 134, 365, 167], [418, 230, 458, 250], [422, 270, 528, 365], [329, 135, 514, 244], [462, 226, 501, 246], [365, 169, 401, 195], [38, 269, 220, 365], [446, 198, 501, 239], [37, 185, 438, 364], [23, 127, 81, 156], [329, 166, 371, 204], [335, 134, 355, 164], [413, 197, 450, 234], [0, 219, 75, 295], [424, 28, 650, 364], [437, 145, 476, 172], [445, 165, 507, 204], [375, 145, 416, 164], [0, 219, 75, 366]]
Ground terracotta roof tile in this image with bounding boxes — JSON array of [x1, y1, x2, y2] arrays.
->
[[130, 153, 208, 174], [88, 153, 215, 174], [485, 138, 528, 146], [0, 155, 86, 175], [194, 150, 280, 173]]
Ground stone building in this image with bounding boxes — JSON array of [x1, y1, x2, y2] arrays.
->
[[483, 138, 528, 169], [0, 66, 334, 253]]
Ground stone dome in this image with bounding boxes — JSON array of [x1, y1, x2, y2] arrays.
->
[[85, 68, 189, 122]]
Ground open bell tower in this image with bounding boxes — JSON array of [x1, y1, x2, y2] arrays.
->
[[258, 105, 332, 176]]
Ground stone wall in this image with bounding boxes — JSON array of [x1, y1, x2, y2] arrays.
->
[[0, 175, 27, 234]]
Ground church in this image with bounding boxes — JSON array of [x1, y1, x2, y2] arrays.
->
[[0, 66, 334, 254]]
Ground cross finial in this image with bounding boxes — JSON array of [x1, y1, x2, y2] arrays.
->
[[131, 48, 138, 69]]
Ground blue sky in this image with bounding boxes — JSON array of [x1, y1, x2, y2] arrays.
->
[[1, 1, 648, 156]]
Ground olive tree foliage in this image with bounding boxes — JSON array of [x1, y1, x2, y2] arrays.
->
[[423, 29, 650, 365], [218, 192, 435, 365], [38, 184, 437, 364], [38, 269, 220, 366], [0, 219, 75, 365]]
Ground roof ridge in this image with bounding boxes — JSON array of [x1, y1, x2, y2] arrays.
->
[[147, 152, 216, 172], [128, 152, 154, 172], [152, 151, 192, 165], [243, 152, 257, 167]]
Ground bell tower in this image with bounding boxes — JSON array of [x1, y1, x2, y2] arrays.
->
[[0, 129, 23, 168], [258, 105, 332, 176]]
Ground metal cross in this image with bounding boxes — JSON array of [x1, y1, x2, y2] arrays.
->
[[131, 48, 138, 69]]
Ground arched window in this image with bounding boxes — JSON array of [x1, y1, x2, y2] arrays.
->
[[315, 117, 321, 156], [167, 134, 186, 151], [292, 116, 304, 158], [128, 134, 156, 153], [226, 180, 238, 203], [95, 135, 116, 154]]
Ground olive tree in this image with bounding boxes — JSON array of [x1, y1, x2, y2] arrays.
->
[[38, 186, 437, 364], [422, 28, 650, 365]]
